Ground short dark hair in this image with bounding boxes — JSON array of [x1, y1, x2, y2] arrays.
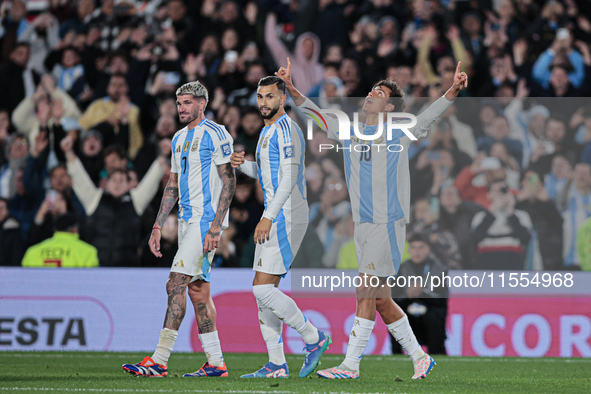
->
[[408, 232, 431, 247], [107, 167, 130, 181], [103, 144, 127, 160], [372, 78, 405, 111], [257, 76, 286, 94]]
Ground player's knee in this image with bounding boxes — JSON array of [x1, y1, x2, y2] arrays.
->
[[166, 277, 188, 297], [252, 284, 276, 304], [376, 297, 392, 312]]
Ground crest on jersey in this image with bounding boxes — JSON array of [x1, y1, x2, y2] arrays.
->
[[262, 136, 270, 149], [221, 142, 231, 157], [191, 137, 199, 152], [284, 145, 294, 158], [183, 141, 190, 153]]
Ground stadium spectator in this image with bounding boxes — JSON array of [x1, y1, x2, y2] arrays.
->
[[470, 178, 532, 270], [476, 115, 524, 167], [0, 132, 29, 199], [0, 108, 14, 166], [265, 13, 323, 95], [133, 114, 175, 179], [58, 0, 96, 38], [78, 73, 143, 159], [61, 135, 166, 267], [410, 198, 461, 270], [21, 212, 98, 268], [28, 189, 77, 247], [561, 163, 591, 268], [530, 117, 577, 176], [515, 170, 564, 270], [0, 197, 25, 266], [545, 154, 573, 203], [77, 130, 104, 186], [20, 13, 60, 75], [392, 233, 448, 355], [505, 102, 550, 168], [438, 184, 484, 269], [454, 152, 516, 209], [12, 74, 81, 158], [310, 175, 351, 253], [0, 43, 40, 114], [0, 0, 28, 62], [227, 62, 267, 109]]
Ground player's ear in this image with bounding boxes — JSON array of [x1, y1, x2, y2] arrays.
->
[[385, 103, 395, 112]]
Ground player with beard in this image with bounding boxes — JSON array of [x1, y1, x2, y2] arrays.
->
[[122, 81, 236, 377], [230, 76, 331, 378]]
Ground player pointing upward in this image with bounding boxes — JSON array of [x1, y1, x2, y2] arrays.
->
[[230, 76, 331, 378], [276, 58, 467, 379], [122, 81, 236, 378]]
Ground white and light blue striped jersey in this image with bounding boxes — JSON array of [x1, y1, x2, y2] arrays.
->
[[301, 96, 452, 224], [170, 119, 234, 226], [256, 113, 308, 224]]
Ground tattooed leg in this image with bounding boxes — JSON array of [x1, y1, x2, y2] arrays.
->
[[188, 280, 217, 333], [163, 272, 192, 330]]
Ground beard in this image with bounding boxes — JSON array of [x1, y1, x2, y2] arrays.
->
[[259, 103, 280, 119], [179, 111, 197, 125]]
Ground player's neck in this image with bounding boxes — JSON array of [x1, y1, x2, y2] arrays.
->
[[187, 113, 206, 130], [365, 112, 380, 126], [263, 108, 286, 127]]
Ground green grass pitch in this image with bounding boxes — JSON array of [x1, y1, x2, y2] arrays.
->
[[1, 352, 590, 393]]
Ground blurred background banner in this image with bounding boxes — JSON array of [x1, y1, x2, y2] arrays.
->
[[2, 267, 589, 357]]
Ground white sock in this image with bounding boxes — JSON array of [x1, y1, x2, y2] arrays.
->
[[199, 331, 224, 367], [387, 315, 425, 362], [341, 316, 375, 372], [152, 328, 178, 365], [257, 300, 286, 365], [253, 284, 319, 344]]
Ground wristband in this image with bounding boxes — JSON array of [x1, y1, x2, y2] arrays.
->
[[152, 227, 161, 231]]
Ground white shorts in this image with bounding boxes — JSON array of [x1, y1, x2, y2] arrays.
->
[[253, 220, 307, 277], [170, 220, 218, 282], [354, 218, 406, 277]]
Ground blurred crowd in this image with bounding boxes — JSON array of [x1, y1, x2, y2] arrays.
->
[[0, 0, 590, 271]]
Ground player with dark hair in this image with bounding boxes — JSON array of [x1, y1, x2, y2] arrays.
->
[[276, 58, 468, 379], [230, 76, 331, 378]]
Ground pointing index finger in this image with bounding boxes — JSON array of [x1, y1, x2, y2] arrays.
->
[[287, 57, 291, 71], [456, 61, 461, 75]]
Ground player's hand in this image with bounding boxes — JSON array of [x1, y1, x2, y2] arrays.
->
[[230, 151, 245, 168], [274, 57, 292, 85], [254, 217, 272, 244], [204, 227, 221, 253], [452, 61, 468, 90], [149, 227, 162, 258]]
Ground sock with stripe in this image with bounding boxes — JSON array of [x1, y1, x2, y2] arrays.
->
[[341, 316, 375, 372], [257, 299, 286, 365], [387, 314, 425, 362], [253, 284, 319, 344], [152, 328, 178, 365], [199, 331, 224, 367]]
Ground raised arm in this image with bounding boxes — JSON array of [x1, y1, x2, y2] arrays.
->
[[276, 57, 340, 139], [149, 172, 179, 258], [203, 163, 236, 253], [410, 61, 468, 139], [60, 136, 102, 215]]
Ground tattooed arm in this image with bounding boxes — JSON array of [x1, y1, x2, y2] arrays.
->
[[203, 163, 236, 253], [149, 172, 179, 257]]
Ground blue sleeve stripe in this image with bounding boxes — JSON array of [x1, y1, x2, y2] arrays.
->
[[279, 118, 291, 144], [205, 120, 225, 140], [171, 133, 181, 159]]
